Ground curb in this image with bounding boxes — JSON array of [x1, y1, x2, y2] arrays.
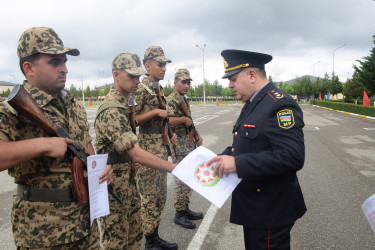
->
[[311, 104, 375, 121]]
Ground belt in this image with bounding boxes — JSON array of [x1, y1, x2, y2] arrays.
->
[[17, 184, 77, 202], [139, 126, 163, 134], [107, 151, 131, 164]]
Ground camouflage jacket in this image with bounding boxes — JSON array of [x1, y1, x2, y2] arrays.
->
[[133, 77, 166, 139], [0, 81, 92, 248], [166, 90, 195, 156], [95, 88, 138, 171]]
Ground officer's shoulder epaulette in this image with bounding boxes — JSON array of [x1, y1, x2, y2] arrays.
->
[[267, 89, 286, 101]]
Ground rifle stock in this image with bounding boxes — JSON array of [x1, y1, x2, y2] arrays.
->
[[179, 98, 200, 147], [7, 85, 124, 206], [153, 85, 177, 155], [7, 85, 89, 204]]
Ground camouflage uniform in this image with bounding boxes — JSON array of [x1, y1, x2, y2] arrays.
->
[[133, 46, 171, 235], [0, 26, 98, 249], [94, 53, 146, 250], [133, 77, 169, 235], [0, 82, 96, 249], [166, 89, 195, 211]]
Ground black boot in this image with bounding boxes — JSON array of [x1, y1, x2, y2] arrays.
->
[[185, 206, 204, 220], [145, 227, 178, 250], [145, 230, 163, 250], [174, 210, 196, 229]]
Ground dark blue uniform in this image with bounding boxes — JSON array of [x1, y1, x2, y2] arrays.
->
[[223, 82, 306, 229]]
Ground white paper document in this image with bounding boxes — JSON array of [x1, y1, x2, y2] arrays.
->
[[362, 194, 375, 234], [172, 146, 241, 208], [87, 154, 110, 225]]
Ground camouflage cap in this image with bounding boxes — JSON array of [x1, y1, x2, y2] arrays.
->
[[175, 68, 193, 81], [144, 46, 171, 63], [112, 52, 146, 76], [17, 27, 80, 59]]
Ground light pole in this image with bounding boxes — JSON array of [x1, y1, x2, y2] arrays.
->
[[333, 44, 346, 76], [312, 61, 320, 77], [196, 44, 206, 105]]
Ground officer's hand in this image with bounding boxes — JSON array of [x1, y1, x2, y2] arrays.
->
[[43, 137, 73, 161], [207, 155, 236, 178], [184, 117, 193, 127], [197, 135, 203, 146], [99, 165, 113, 185], [170, 133, 178, 145], [156, 109, 168, 119]]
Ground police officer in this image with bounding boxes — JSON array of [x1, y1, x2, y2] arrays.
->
[[208, 49, 307, 250], [166, 68, 204, 229], [0, 27, 113, 249], [95, 52, 177, 249], [133, 46, 178, 249]]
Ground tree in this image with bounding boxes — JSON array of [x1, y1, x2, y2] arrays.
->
[[162, 81, 174, 96], [353, 34, 375, 96], [343, 72, 363, 103], [280, 84, 294, 95], [222, 87, 234, 96], [321, 73, 331, 94], [329, 75, 343, 97], [212, 80, 223, 96]]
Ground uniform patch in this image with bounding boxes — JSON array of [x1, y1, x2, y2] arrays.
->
[[277, 109, 295, 129], [268, 89, 286, 101]]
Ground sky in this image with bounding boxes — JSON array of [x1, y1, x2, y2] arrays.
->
[[0, 0, 374, 90]]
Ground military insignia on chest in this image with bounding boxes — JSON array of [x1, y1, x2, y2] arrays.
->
[[277, 109, 295, 129], [268, 89, 286, 101]]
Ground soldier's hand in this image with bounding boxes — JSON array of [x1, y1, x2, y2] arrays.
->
[[170, 133, 177, 145], [208, 155, 237, 178], [184, 117, 193, 127], [197, 135, 203, 146], [99, 165, 113, 185], [43, 137, 73, 161], [156, 109, 168, 119]]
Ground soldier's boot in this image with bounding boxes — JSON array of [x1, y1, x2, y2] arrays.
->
[[185, 206, 204, 220], [145, 227, 178, 250], [174, 210, 196, 229]]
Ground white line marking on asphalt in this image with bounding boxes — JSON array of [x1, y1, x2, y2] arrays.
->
[[187, 204, 218, 250], [364, 128, 375, 130]]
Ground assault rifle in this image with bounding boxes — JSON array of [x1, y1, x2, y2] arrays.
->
[[152, 82, 177, 156], [179, 97, 200, 148], [128, 95, 137, 178], [7, 84, 123, 205]]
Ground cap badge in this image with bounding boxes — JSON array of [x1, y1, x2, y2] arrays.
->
[[223, 57, 229, 68]]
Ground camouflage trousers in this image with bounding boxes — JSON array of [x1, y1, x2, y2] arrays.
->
[[173, 155, 193, 211], [16, 226, 99, 249], [135, 134, 168, 235], [99, 168, 142, 250]]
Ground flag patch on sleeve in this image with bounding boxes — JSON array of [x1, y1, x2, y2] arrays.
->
[[277, 109, 295, 129]]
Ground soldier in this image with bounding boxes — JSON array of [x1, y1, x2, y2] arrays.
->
[[95, 52, 177, 249], [0, 27, 113, 249], [208, 49, 306, 249], [166, 69, 204, 229], [0, 96, 5, 102], [133, 46, 178, 250]]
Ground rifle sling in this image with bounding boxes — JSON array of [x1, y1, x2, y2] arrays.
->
[[107, 150, 131, 164], [17, 184, 78, 202]]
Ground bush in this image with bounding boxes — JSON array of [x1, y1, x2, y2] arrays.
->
[[312, 100, 375, 117]]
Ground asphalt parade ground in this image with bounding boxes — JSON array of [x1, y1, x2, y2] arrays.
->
[[1, 104, 375, 249]]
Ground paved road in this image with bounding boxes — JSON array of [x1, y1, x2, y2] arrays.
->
[[1, 104, 375, 249]]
